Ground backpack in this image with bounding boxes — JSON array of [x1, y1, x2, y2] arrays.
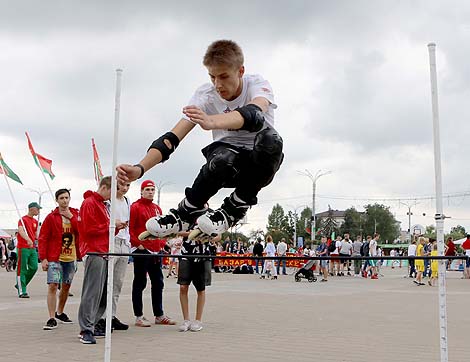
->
[[7, 239, 15, 251], [328, 240, 337, 253], [360, 242, 370, 257]]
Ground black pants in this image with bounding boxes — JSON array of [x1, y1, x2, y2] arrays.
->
[[408, 258, 416, 277], [185, 127, 284, 207], [132, 249, 164, 318]]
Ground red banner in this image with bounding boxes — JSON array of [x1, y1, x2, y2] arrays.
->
[[213, 252, 310, 269]]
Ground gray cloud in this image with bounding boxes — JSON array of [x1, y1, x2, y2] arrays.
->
[[1, 0, 470, 232]]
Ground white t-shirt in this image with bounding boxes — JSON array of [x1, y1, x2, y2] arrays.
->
[[339, 240, 353, 255], [186, 74, 277, 149], [408, 244, 417, 256], [115, 196, 130, 243], [264, 242, 276, 257], [369, 239, 378, 257], [277, 241, 287, 256]]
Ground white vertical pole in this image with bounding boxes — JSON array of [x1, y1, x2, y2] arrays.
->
[[104, 68, 122, 362], [427, 42, 448, 362], [0, 163, 28, 295]]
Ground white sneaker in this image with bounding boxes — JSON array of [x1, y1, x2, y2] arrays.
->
[[145, 213, 189, 238], [178, 320, 191, 332], [197, 210, 230, 236], [190, 320, 203, 332], [135, 316, 151, 327]]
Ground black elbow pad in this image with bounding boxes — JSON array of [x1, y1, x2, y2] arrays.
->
[[236, 104, 265, 132], [148, 132, 180, 162]]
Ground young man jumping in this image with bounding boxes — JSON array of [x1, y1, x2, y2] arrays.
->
[[117, 39, 283, 237]]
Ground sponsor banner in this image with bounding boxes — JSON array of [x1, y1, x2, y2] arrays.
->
[[213, 253, 309, 269]]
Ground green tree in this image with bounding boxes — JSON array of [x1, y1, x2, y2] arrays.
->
[[319, 206, 339, 240], [339, 207, 363, 238], [247, 228, 265, 241], [363, 203, 399, 243], [425, 225, 436, 239], [266, 204, 290, 242], [447, 225, 466, 240]]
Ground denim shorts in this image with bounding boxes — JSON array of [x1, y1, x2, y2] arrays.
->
[[47, 261, 77, 284]]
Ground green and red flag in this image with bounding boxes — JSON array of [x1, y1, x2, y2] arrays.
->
[[0, 153, 23, 184], [92, 138, 104, 185], [25, 132, 55, 180]]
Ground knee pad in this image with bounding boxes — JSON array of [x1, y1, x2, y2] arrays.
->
[[206, 147, 240, 180], [252, 127, 284, 167]]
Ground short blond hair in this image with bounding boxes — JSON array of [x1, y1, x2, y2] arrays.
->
[[203, 40, 244, 69]]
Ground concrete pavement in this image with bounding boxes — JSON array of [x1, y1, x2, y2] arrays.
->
[[0, 265, 469, 362]]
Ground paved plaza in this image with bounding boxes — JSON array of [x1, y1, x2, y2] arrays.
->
[[1, 264, 469, 362]]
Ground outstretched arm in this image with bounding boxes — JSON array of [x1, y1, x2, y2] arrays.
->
[[183, 97, 270, 131], [117, 118, 195, 183]]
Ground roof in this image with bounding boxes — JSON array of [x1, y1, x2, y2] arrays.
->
[[315, 210, 346, 218]]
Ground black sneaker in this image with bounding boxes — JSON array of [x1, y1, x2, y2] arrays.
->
[[112, 316, 129, 331], [93, 329, 105, 339], [55, 312, 73, 324], [19, 293, 30, 298], [80, 330, 96, 344], [94, 319, 113, 338], [43, 318, 58, 330]]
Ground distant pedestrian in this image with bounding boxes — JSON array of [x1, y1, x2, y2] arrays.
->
[[414, 237, 426, 286], [16, 202, 41, 298], [276, 237, 288, 275], [352, 235, 362, 277]]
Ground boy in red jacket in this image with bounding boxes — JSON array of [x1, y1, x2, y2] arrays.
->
[[462, 234, 470, 279], [38, 188, 80, 330], [130, 179, 175, 327], [77, 177, 127, 344]]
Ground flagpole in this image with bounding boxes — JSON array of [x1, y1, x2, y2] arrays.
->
[[38, 170, 55, 205], [0, 160, 28, 295], [427, 42, 448, 362], [24, 132, 55, 203], [105, 68, 122, 362]]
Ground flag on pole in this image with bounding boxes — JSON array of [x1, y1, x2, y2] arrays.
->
[[25, 132, 55, 180], [0, 153, 23, 184], [92, 138, 104, 185]]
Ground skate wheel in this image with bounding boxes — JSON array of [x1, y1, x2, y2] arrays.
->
[[138, 231, 152, 241]]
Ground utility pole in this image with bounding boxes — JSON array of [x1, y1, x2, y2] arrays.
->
[[297, 169, 331, 242]]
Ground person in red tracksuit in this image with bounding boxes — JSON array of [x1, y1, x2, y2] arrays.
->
[[38, 188, 81, 330], [38, 189, 81, 330], [77, 176, 127, 344], [130, 179, 176, 327]]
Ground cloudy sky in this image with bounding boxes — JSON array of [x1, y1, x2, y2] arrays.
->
[[1, 0, 470, 237]]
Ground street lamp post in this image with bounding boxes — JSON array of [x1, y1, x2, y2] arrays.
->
[[297, 169, 332, 242], [27, 188, 49, 237], [399, 201, 419, 241], [155, 181, 172, 205], [287, 205, 306, 247]]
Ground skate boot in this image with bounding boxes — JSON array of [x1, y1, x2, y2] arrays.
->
[[145, 199, 207, 238], [196, 193, 250, 236]]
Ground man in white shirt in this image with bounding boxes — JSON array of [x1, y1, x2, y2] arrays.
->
[[117, 40, 283, 239], [276, 238, 288, 275], [98, 182, 131, 331], [369, 234, 380, 279], [407, 240, 417, 278], [339, 233, 353, 276]]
